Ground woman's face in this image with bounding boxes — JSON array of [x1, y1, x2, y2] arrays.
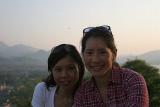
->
[[52, 56, 79, 89], [83, 37, 115, 77]]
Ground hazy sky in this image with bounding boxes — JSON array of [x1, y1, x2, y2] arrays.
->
[[0, 0, 160, 56]]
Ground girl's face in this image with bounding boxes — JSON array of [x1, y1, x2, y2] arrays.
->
[[52, 56, 79, 89], [83, 37, 115, 77]]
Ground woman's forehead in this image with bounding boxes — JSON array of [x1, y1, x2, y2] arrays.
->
[[85, 37, 107, 47]]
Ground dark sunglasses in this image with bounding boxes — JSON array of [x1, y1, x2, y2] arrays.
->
[[83, 25, 112, 36]]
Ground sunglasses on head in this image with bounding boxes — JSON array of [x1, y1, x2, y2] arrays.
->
[[83, 25, 112, 36]]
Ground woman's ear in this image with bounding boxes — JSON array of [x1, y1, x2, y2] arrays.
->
[[112, 52, 117, 61]]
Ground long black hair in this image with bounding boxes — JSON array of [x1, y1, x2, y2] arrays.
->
[[44, 44, 85, 90]]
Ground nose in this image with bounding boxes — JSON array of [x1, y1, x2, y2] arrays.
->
[[92, 53, 100, 63], [61, 69, 68, 77]]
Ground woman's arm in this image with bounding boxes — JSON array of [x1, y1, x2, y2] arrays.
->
[[31, 82, 45, 107], [126, 74, 149, 107]]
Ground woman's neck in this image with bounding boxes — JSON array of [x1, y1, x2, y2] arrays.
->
[[94, 70, 112, 89], [56, 87, 74, 98], [54, 87, 74, 107]]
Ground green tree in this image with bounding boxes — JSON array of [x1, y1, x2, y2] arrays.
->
[[122, 59, 160, 107], [9, 79, 35, 107], [9, 73, 43, 107]]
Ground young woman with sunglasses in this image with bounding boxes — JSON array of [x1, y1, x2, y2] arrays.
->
[[32, 44, 84, 107], [73, 25, 149, 107]]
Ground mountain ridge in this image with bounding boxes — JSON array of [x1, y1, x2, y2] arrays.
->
[[0, 41, 160, 68], [117, 50, 160, 65]]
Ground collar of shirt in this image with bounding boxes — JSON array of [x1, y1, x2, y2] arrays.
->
[[89, 67, 123, 88]]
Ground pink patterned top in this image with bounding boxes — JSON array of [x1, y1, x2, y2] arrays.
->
[[73, 68, 149, 107]]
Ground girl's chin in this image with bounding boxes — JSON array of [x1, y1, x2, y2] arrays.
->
[[91, 72, 106, 77], [60, 85, 75, 90], [91, 70, 110, 77]]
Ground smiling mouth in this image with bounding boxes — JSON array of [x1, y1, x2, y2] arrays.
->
[[89, 65, 105, 71], [59, 81, 71, 86]]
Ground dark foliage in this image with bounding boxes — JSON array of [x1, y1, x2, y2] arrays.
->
[[122, 59, 160, 107]]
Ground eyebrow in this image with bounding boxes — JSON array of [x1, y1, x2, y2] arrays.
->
[[85, 48, 106, 51]]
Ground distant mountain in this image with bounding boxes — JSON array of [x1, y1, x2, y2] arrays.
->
[[0, 41, 160, 71], [25, 49, 49, 63], [138, 50, 160, 64], [117, 50, 160, 65], [0, 42, 9, 52], [0, 41, 49, 71], [0, 42, 39, 58]]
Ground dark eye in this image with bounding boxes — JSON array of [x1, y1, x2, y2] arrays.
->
[[67, 65, 76, 71], [85, 51, 93, 56], [99, 50, 106, 54], [53, 67, 61, 72]]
